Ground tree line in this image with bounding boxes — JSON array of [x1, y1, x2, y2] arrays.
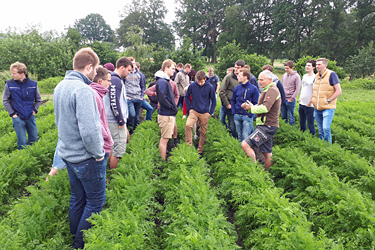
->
[[0, 0, 374, 80]]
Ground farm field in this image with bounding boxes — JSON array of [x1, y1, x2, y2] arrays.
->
[[0, 86, 374, 249]]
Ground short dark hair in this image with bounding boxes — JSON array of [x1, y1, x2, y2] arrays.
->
[[116, 57, 133, 69], [239, 69, 251, 80], [196, 70, 206, 81], [262, 64, 274, 72], [284, 60, 294, 68], [177, 63, 184, 68], [307, 59, 316, 67], [235, 60, 245, 67], [93, 65, 110, 83]]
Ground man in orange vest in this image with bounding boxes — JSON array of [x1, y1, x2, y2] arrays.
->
[[307, 58, 342, 144]]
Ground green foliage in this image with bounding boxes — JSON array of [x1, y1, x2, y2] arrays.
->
[[216, 40, 269, 79], [90, 41, 119, 66], [37, 76, 64, 94], [345, 41, 375, 78], [169, 36, 205, 70], [294, 56, 346, 79], [74, 13, 114, 42], [203, 118, 335, 249]]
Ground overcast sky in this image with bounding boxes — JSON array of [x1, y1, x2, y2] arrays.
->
[[0, 0, 176, 33]]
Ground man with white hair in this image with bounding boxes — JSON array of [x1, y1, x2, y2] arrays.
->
[[241, 70, 281, 171]]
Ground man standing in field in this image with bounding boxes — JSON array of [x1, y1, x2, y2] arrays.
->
[[104, 57, 133, 169], [298, 59, 316, 135], [307, 58, 342, 144], [220, 60, 245, 138], [241, 70, 281, 171], [231, 69, 259, 142], [185, 70, 216, 154], [156, 59, 178, 160], [54, 48, 105, 249], [3, 62, 41, 150], [175, 63, 191, 109], [281, 60, 301, 126], [262, 65, 286, 108]]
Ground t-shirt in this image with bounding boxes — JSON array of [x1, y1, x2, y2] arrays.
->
[[299, 74, 315, 106]]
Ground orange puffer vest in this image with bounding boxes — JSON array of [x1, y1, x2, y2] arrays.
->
[[311, 69, 336, 110]]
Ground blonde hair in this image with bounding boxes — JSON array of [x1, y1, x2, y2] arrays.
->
[[162, 59, 174, 71], [10, 62, 27, 74]]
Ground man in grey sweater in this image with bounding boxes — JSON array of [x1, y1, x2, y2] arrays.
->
[[54, 48, 105, 249]]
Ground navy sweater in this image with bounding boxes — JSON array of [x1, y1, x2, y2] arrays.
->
[[185, 81, 216, 114], [231, 81, 259, 118], [155, 71, 178, 116]]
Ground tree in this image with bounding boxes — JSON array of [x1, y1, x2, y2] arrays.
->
[[117, 0, 174, 49], [169, 36, 205, 70], [90, 41, 119, 66], [174, 0, 227, 62], [74, 13, 114, 42], [345, 41, 375, 78]]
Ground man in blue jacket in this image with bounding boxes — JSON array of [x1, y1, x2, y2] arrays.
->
[[231, 69, 259, 142], [54, 48, 105, 249], [3, 62, 41, 150], [156, 59, 178, 160], [185, 70, 216, 154]]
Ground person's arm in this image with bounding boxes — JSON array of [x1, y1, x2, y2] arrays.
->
[[157, 80, 175, 109], [2, 84, 17, 117], [139, 71, 146, 99], [33, 85, 42, 115], [209, 87, 217, 115], [171, 80, 180, 105], [145, 85, 156, 97], [328, 83, 342, 102], [215, 75, 220, 94], [109, 79, 125, 127], [230, 91, 236, 115], [290, 75, 301, 101], [184, 85, 192, 111], [75, 89, 105, 159], [219, 76, 230, 108]]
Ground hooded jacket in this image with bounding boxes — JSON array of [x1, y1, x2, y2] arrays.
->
[[3, 75, 42, 120], [185, 80, 216, 114], [155, 71, 178, 116], [54, 70, 104, 163], [231, 81, 259, 118], [90, 82, 114, 153], [103, 71, 128, 126]]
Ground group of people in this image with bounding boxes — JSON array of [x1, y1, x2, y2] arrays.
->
[[2, 46, 341, 248]]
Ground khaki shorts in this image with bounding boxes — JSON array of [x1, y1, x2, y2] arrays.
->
[[108, 122, 127, 158], [158, 115, 175, 139]]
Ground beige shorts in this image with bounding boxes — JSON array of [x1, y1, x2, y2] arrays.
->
[[108, 122, 127, 158], [158, 115, 175, 139]]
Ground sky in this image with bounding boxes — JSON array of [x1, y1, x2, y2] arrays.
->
[[0, 0, 176, 34]]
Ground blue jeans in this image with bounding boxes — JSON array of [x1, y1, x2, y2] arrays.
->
[[234, 114, 254, 142], [220, 105, 227, 128], [141, 99, 153, 121], [299, 104, 316, 135], [281, 99, 296, 126], [65, 154, 108, 249], [314, 109, 335, 144], [12, 115, 38, 150], [224, 106, 236, 138], [127, 99, 142, 131]]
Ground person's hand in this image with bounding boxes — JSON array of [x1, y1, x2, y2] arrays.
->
[[119, 124, 125, 130], [126, 128, 130, 143], [32, 111, 36, 115], [153, 92, 157, 96], [307, 101, 312, 107], [288, 99, 293, 102], [140, 98, 143, 101], [96, 156, 104, 161], [226, 104, 231, 109], [12, 114, 18, 118]]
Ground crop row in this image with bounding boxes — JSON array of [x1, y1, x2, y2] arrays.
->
[[274, 122, 375, 198], [203, 119, 336, 249], [0, 115, 57, 215]]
